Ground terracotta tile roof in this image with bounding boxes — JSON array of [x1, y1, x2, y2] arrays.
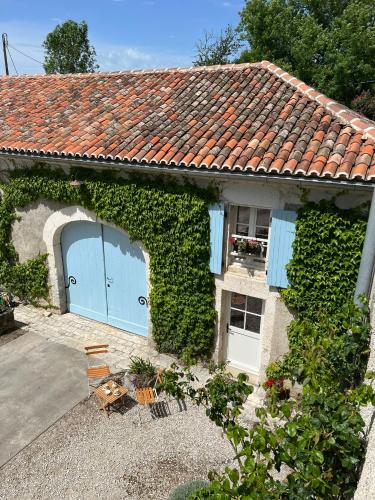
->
[[0, 61, 375, 182]]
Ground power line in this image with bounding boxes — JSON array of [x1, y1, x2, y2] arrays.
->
[[7, 46, 18, 75], [7, 43, 44, 66]]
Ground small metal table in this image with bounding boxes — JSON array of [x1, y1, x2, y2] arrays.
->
[[95, 380, 128, 417]]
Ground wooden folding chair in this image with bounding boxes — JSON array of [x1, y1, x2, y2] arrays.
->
[[85, 344, 110, 398], [134, 368, 167, 423]]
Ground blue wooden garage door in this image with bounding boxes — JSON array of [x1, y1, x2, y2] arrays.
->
[[61, 221, 148, 336]]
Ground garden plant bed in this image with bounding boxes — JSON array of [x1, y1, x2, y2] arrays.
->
[[0, 308, 15, 335], [0, 395, 234, 500]]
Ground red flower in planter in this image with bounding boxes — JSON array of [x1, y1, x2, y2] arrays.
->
[[265, 379, 274, 387], [228, 236, 237, 245]]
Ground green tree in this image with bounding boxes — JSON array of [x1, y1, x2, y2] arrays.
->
[[236, 0, 375, 115], [43, 20, 98, 74], [193, 25, 242, 66]]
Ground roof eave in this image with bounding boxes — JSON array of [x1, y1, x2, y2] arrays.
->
[[0, 150, 373, 190]]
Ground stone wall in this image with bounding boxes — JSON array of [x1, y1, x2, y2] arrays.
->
[[12, 199, 67, 262], [2, 157, 373, 384]]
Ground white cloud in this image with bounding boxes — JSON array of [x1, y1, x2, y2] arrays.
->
[[97, 43, 190, 71], [98, 46, 152, 70]]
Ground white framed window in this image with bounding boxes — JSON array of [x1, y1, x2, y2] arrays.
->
[[229, 292, 263, 334], [235, 206, 271, 241]]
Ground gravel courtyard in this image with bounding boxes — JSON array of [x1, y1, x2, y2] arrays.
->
[[0, 395, 234, 500]]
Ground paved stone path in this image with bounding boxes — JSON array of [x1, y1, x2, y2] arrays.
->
[[14, 305, 176, 372], [13, 305, 265, 417]]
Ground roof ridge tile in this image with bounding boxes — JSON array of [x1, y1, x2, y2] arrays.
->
[[259, 60, 375, 139]]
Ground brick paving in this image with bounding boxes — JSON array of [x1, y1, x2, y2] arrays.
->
[[14, 304, 176, 373]]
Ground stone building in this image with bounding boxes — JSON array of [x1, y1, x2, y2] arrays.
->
[[0, 61, 374, 384]]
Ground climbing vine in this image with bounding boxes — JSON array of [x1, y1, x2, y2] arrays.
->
[[269, 197, 370, 384], [0, 165, 217, 357], [282, 199, 368, 318]]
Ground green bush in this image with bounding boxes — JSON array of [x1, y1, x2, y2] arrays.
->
[[129, 356, 156, 377], [168, 480, 209, 500], [0, 255, 49, 305]]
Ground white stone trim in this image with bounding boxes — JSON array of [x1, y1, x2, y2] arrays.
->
[[42, 205, 152, 338]]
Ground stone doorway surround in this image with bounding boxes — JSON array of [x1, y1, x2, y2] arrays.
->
[[42, 205, 152, 337]]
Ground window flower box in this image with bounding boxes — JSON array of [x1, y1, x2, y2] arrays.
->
[[229, 236, 264, 258]]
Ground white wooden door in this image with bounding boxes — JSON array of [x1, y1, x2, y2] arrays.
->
[[227, 292, 263, 373]]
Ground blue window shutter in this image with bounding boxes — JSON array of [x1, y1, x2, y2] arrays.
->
[[209, 202, 225, 274], [267, 210, 297, 288]]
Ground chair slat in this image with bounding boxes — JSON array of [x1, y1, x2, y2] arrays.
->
[[85, 350, 109, 356], [85, 344, 109, 351], [87, 366, 110, 378], [135, 387, 155, 405]]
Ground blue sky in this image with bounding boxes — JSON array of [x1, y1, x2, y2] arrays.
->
[[0, 0, 243, 75]]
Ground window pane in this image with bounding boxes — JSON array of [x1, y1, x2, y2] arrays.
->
[[247, 296, 263, 315], [230, 309, 245, 329], [246, 313, 261, 333], [255, 226, 269, 239], [236, 224, 249, 236], [256, 209, 270, 228], [237, 206, 251, 224], [231, 292, 246, 310]]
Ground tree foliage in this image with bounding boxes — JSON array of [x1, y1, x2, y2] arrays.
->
[[352, 90, 375, 121], [237, 0, 375, 109], [43, 20, 98, 74], [193, 25, 241, 66], [194, 1, 375, 117]]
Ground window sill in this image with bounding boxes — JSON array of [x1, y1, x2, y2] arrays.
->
[[226, 263, 266, 281], [229, 253, 266, 271]]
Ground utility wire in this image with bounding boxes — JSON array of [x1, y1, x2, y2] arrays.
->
[[7, 46, 18, 75], [7, 43, 44, 66]]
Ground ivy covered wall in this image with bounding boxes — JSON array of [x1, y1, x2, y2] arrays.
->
[[0, 165, 217, 357], [282, 198, 369, 318]]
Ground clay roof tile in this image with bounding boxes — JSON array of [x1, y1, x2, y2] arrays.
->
[[0, 62, 373, 183]]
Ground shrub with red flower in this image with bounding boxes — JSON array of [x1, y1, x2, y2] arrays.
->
[[263, 378, 288, 399]]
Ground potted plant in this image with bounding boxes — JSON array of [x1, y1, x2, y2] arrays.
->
[[237, 239, 247, 254], [228, 236, 238, 253], [246, 239, 262, 256], [0, 289, 15, 335], [128, 356, 157, 388]]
